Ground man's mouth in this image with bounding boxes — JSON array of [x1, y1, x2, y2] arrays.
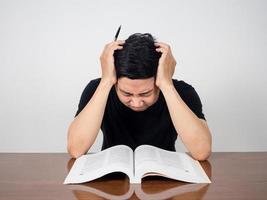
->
[[130, 106, 147, 111]]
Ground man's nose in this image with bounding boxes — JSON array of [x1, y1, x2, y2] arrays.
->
[[130, 97, 144, 107]]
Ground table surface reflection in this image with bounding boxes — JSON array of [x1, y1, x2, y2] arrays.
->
[[0, 152, 266, 200]]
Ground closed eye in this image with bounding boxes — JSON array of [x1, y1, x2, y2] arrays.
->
[[122, 92, 132, 96], [139, 92, 152, 97], [119, 88, 153, 97]]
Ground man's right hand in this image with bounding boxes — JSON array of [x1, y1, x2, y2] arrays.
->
[[100, 40, 125, 85]]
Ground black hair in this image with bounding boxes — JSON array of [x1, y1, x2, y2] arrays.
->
[[114, 33, 162, 79]]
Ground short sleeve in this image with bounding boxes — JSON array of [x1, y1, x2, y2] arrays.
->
[[174, 80, 206, 120], [74, 78, 101, 117]]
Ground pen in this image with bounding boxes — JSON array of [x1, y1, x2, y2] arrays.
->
[[114, 25, 121, 41]]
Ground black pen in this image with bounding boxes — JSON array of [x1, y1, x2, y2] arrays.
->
[[114, 25, 121, 41]]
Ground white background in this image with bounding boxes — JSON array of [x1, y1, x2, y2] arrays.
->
[[1, 0, 266, 152]]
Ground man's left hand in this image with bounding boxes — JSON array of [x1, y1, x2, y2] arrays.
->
[[155, 42, 177, 89]]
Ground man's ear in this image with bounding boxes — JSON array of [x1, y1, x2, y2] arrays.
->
[[114, 82, 119, 92], [153, 78, 160, 93], [153, 76, 159, 87]]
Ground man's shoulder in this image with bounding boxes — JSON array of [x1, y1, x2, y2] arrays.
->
[[83, 78, 101, 91], [171, 79, 201, 100], [172, 79, 194, 91], [79, 78, 101, 99], [172, 79, 205, 119], [88, 78, 101, 86]]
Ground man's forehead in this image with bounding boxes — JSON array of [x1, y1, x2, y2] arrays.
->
[[117, 77, 155, 92]]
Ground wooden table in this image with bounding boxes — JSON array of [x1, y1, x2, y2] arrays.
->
[[0, 153, 266, 200]]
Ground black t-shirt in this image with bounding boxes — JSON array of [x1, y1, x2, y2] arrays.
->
[[75, 78, 205, 152]]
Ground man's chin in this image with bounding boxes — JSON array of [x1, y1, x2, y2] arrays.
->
[[130, 107, 147, 112]]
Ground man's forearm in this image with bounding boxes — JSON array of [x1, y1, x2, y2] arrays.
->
[[160, 84, 212, 161], [67, 80, 113, 158]]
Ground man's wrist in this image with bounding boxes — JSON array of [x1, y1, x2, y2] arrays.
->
[[158, 81, 174, 92], [99, 78, 115, 89]]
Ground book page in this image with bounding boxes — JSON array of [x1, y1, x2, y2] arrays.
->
[[134, 145, 211, 183], [64, 145, 134, 184]]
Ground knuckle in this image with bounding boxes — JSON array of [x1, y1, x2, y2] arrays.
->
[[106, 43, 112, 48]]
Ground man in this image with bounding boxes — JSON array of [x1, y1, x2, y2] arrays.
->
[[67, 33, 212, 161]]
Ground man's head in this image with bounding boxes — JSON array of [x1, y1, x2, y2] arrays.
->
[[114, 33, 162, 111], [114, 33, 161, 79]]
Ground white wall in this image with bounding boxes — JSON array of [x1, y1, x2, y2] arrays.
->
[[1, 0, 266, 152]]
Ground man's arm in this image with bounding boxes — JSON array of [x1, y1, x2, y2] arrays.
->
[[67, 40, 125, 158], [155, 42, 212, 161], [67, 80, 113, 158], [160, 84, 212, 161]]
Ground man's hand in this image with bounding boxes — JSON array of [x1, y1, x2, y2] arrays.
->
[[100, 40, 125, 85], [155, 42, 177, 89]]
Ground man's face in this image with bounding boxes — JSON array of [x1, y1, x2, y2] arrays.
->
[[115, 77, 160, 112]]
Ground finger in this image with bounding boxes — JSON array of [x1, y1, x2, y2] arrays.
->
[[115, 40, 125, 45], [155, 42, 168, 46], [116, 45, 123, 50], [155, 42, 170, 49], [106, 42, 124, 52], [109, 44, 124, 53], [154, 42, 160, 47], [106, 40, 125, 48], [155, 47, 166, 53], [111, 41, 125, 48], [115, 40, 125, 43], [154, 42, 163, 47]]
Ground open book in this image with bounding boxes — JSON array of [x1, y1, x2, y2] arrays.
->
[[64, 145, 211, 184]]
